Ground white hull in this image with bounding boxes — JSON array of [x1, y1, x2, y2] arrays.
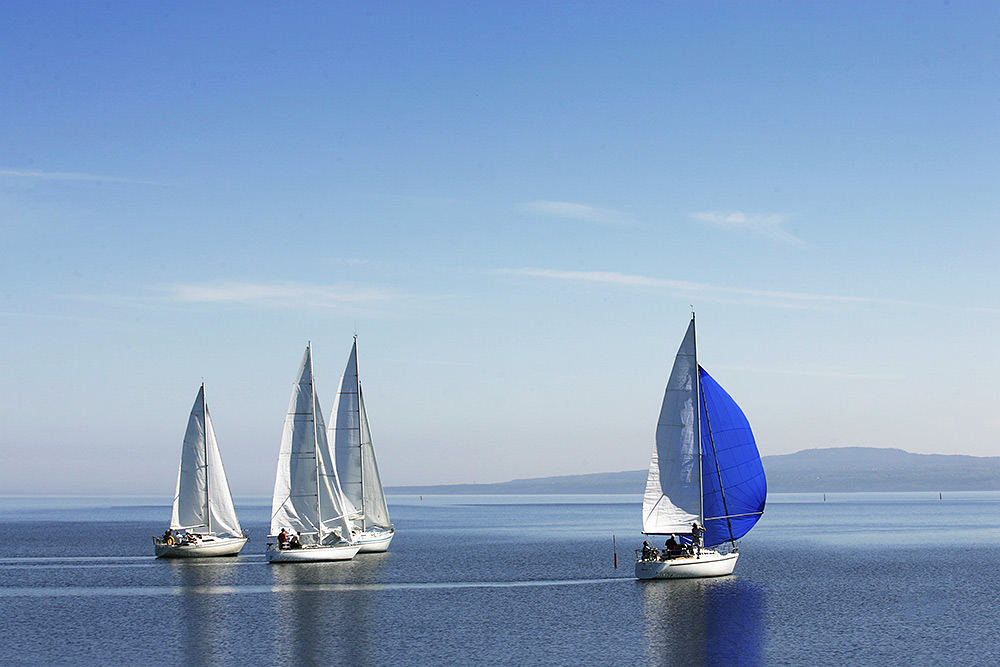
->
[[267, 544, 360, 563], [635, 550, 738, 580], [354, 528, 394, 553], [154, 536, 247, 559]]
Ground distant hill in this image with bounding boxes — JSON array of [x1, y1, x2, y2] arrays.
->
[[388, 470, 646, 496], [762, 447, 1000, 492], [386, 447, 1000, 495]]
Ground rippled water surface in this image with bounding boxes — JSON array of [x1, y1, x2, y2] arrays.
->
[[1, 492, 998, 665]]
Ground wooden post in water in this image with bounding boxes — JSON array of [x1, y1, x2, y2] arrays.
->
[[613, 535, 618, 569]]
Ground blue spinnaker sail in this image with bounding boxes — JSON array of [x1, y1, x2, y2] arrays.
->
[[698, 367, 767, 548]]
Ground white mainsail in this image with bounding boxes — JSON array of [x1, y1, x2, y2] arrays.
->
[[270, 344, 355, 545], [642, 318, 703, 534], [330, 338, 391, 531], [170, 384, 242, 538]]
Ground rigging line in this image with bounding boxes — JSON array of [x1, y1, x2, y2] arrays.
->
[[699, 367, 735, 547], [705, 511, 762, 521]]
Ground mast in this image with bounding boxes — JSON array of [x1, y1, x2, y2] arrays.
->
[[693, 312, 703, 527], [355, 335, 367, 531], [203, 383, 212, 535], [693, 313, 737, 547], [310, 342, 323, 540]]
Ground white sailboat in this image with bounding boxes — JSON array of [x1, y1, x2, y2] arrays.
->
[[636, 315, 767, 580], [267, 343, 360, 563], [329, 336, 394, 553], [154, 384, 248, 558]]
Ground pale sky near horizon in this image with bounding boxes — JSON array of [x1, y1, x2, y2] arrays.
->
[[2, 2, 997, 496]]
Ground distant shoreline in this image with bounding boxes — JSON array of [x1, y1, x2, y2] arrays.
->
[[5, 447, 998, 498], [387, 447, 1000, 495]]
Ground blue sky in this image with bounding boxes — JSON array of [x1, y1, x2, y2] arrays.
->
[[2, 2, 997, 496]]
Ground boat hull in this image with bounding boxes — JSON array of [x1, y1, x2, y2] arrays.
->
[[635, 550, 738, 580], [267, 544, 360, 563], [154, 536, 248, 558], [354, 528, 394, 553]]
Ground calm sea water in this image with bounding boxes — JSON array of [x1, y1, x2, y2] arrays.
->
[[1, 492, 999, 666]]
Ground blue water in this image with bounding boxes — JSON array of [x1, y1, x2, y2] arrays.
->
[[1, 492, 998, 665]]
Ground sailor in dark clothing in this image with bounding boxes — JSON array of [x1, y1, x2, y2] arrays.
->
[[691, 522, 704, 555]]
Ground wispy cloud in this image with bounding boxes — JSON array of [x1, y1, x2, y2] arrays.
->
[[327, 257, 415, 272], [690, 210, 804, 245], [154, 281, 400, 309], [0, 168, 157, 185], [501, 268, 700, 291], [521, 201, 640, 226], [497, 268, 933, 310]]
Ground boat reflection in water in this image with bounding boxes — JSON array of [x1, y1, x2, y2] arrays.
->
[[640, 576, 765, 666], [173, 559, 243, 667], [269, 555, 390, 665]]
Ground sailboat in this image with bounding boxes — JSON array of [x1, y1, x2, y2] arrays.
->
[[267, 343, 360, 563], [636, 315, 767, 579], [329, 336, 394, 553], [154, 384, 248, 558]]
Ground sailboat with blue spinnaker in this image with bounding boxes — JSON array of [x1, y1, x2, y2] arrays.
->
[[636, 315, 767, 579]]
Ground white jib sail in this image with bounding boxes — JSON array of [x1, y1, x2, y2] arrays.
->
[[270, 345, 354, 545], [642, 318, 703, 534], [171, 384, 242, 537], [331, 339, 391, 530], [358, 384, 391, 529]]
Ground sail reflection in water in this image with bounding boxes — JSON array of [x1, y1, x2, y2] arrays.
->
[[269, 557, 390, 665], [172, 560, 245, 667], [641, 577, 765, 666]]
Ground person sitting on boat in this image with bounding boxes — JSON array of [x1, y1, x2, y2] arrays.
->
[[288, 532, 302, 550], [162, 529, 173, 545], [185, 532, 200, 546], [664, 535, 681, 558], [642, 541, 654, 560], [277, 528, 289, 549]]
